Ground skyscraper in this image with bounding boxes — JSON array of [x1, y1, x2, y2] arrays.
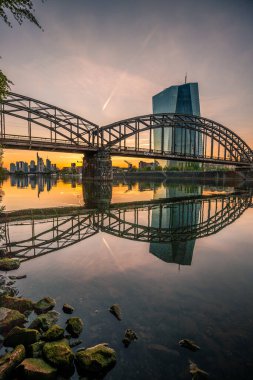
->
[[152, 82, 201, 167]]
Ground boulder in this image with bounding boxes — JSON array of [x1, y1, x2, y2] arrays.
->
[[29, 311, 60, 332], [4, 326, 40, 347], [66, 317, 83, 338], [17, 358, 57, 380], [34, 297, 56, 314], [1, 295, 34, 313], [43, 325, 64, 342], [28, 341, 45, 358], [189, 360, 209, 379], [0, 258, 20, 271], [0, 285, 19, 297], [43, 340, 74, 375], [179, 339, 200, 352], [0, 307, 26, 334], [109, 304, 122, 320], [62, 304, 74, 314], [122, 329, 138, 347], [9, 275, 27, 280], [0, 344, 25, 379], [75, 343, 116, 376]]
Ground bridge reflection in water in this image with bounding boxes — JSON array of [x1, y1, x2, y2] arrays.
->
[[0, 191, 251, 266]]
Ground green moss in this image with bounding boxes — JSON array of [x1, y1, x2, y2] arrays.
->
[[34, 297, 56, 314], [0, 307, 26, 333], [75, 343, 116, 374], [43, 340, 74, 372], [0, 258, 20, 271], [29, 311, 60, 332], [1, 295, 34, 313], [0, 345, 25, 379], [43, 325, 64, 341], [4, 326, 40, 347], [66, 317, 83, 337]]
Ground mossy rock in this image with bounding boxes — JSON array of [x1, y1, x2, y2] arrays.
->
[[4, 326, 40, 347], [34, 297, 56, 314], [17, 358, 57, 380], [43, 340, 74, 375], [0, 307, 26, 334], [29, 311, 60, 332], [0, 258, 20, 271], [66, 317, 83, 337], [1, 295, 34, 313], [0, 344, 25, 379], [43, 325, 64, 342], [75, 343, 116, 375], [28, 341, 45, 358]]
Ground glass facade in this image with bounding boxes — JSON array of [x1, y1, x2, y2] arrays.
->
[[152, 82, 202, 167]]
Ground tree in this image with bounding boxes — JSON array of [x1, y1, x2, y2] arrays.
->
[[0, 0, 43, 29], [0, 0, 44, 100]]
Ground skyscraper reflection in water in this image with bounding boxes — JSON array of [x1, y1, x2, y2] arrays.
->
[[150, 184, 202, 265]]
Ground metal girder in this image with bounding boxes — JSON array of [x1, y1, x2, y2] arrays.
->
[[0, 193, 251, 260]]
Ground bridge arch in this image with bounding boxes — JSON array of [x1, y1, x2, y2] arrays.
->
[[0, 92, 99, 150], [99, 114, 253, 165]]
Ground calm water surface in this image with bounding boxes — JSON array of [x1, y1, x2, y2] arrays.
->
[[0, 175, 253, 380]]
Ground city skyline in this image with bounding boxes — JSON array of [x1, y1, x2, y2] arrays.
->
[[1, 0, 253, 168]]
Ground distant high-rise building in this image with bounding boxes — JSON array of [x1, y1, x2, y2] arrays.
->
[[152, 82, 202, 167], [37, 153, 44, 173], [30, 160, 36, 173], [46, 158, 52, 171], [10, 163, 16, 173]]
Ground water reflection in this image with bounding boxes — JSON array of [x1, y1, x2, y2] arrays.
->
[[1, 192, 251, 265]]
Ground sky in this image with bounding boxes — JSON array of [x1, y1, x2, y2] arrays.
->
[[1, 0, 253, 168]]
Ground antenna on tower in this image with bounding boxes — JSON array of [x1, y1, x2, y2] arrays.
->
[[185, 72, 187, 84]]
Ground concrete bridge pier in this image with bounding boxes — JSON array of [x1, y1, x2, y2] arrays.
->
[[82, 180, 112, 209], [82, 150, 113, 181]]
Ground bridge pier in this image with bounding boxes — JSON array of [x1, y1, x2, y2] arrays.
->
[[83, 150, 113, 181], [83, 181, 112, 209]]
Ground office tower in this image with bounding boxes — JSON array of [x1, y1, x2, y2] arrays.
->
[[37, 153, 44, 173], [46, 158, 52, 172], [10, 163, 16, 173], [152, 82, 201, 167], [30, 160, 36, 174], [150, 184, 202, 266]]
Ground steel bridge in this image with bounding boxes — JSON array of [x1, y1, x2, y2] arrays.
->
[[0, 193, 251, 262], [1, 93, 253, 170]]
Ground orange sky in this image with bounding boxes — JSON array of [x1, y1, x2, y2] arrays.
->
[[3, 149, 154, 169]]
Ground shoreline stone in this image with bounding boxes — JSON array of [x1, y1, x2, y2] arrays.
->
[[43, 325, 64, 342], [29, 311, 60, 332], [4, 326, 40, 347], [0, 258, 20, 271], [109, 304, 122, 320], [66, 317, 83, 338], [62, 304, 74, 314], [0, 344, 25, 379], [17, 357, 57, 380], [0, 307, 26, 334], [34, 297, 56, 315], [0, 295, 34, 313], [75, 343, 116, 376], [43, 339, 74, 375]]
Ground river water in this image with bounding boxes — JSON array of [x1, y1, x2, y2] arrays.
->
[[0, 175, 253, 380]]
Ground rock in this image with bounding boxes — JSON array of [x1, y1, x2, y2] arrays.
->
[[28, 341, 45, 358], [0, 285, 19, 297], [34, 297, 56, 314], [179, 339, 200, 352], [43, 325, 64, 342], [6, 281, 15, 286], [0, 344, 25, 379], [75, 343, 116, 376], [4, 326, 40, 347], [43, 340, 74, 375], [29, 311, 60, 332], [9, 275, 27, 280], [0, 307, 26, 334], [122, 329, 138, 347], [0, 275, 6, 286], [17, 358, 57, 380], [66, 317, 83, 338], [109, 304, 121, 320], [189, 360, 209, 379], [0, 295, 34, 313], [0, 258, 20, 271], [69, 339, 82, 348], [62, 304, 74, 314]]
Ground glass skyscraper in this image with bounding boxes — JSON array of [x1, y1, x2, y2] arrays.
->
[[152, 82, 202, 167]]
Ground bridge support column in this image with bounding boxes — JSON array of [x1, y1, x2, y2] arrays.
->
[[83, 150, 113, 181], [83, 181, 112, 209]]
